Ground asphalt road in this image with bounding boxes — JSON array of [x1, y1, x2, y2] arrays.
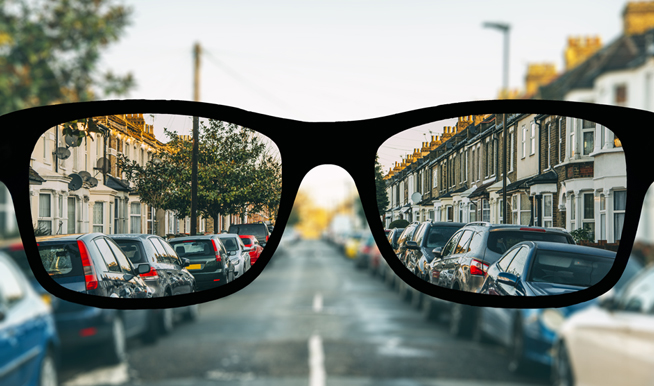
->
[[59, 239, 550, 386]]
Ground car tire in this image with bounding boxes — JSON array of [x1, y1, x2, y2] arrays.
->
[[183, 304, 200, 322], [449, 301, 474, 338], [552, 341, 575, 386], [507, 318, 528, 373], [106, 316, 127, 364], [159, 307, 175, 335], [38, 347, 58, 386]]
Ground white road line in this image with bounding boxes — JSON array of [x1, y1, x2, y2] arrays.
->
[[313, 293, 323, 313], [308, 334, 326, 386]]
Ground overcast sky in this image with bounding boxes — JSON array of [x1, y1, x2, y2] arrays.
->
[[102, 0, 631, 209]]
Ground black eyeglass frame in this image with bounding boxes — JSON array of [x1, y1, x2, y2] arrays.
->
[[2, 99, 647, 309]]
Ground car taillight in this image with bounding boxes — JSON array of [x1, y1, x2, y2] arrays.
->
[[211, 239, 222, 262], [139, 266, 158, 279], [519, 227, 546, 232], [77, 240, 98, 291], [266, 235, 269, 242], [470, 259, 489, 276]]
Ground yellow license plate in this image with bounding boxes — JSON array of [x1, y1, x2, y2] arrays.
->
[[187, 264, 202, 270]]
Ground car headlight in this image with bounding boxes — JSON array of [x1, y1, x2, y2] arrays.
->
[[540, 308, 565, 332]]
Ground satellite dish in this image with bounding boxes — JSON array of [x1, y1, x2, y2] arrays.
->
[[87, 177, 98, 188], [78, 171, 92, 180], [55, 147, 71, 160], [411, 192, 422, 204], [68, 174, 83, 191], [64, 134, 80, 147], [95, 157, 110, 173]]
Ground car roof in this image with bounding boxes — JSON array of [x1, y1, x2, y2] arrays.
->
[[168, 235, 217, 242], [109, 233, 159, 240], [526, 240, 617, 257], [36, 233, 99, 242]]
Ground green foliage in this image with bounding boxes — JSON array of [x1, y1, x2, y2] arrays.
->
[[0, 0, 134, 115], [570, 227, 594, 243], [388, 219, 409, 229], [375, 154, 390, 216], [117, 120, 282, 233]]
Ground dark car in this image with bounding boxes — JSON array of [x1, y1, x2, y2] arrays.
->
[[0, 250, 59, 386], [480, 241, 617, 296], [404, 221, 465, 280], [36, 233, 152, 299], [168, 235, 234, 290], [394, 222, 420, 266], [2, 240, 164, 364], [110, 234, 196, 297], [424, 223, 575, 336], [228, 223, 271, 247]]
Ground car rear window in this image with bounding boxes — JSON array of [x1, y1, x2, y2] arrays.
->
[[113, 240, 146, 264], [528, 250, 615, 287], [426, 227, 460, 249], [487, 230, 571, 254], [37, 242, 84, 278], [230, 224, 267, 237], [169, 240, 215, 261], [219, 237, 239, 251]]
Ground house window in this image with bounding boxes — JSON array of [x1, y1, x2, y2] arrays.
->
[[509, 130, 514, 172], [521, 125, 527, 158], [530, 121, 536, 155], [582, 193, 595, 238], [547, 123, 551, 168], [543, 194, 553, 227], [582, 120, 595, 155], [93, 202, 104, 233], [512, 194, 530, 225], [558, 118, 563, 164], [614, 190, 626, 241], [38, 193, 52, 234], [615, 84, 627, 106], [67, 197, 76, 234], [446, 205, 453, 222], [130, 202, 141, 233], [498, 199, 504, 224], [570, 194, 576, 230], [432, 167, 437, 188], [147, 205, 154, 234], [600, 194, 606, 241], [482, 199, 490, 222]]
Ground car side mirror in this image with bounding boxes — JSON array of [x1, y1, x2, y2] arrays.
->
[[406, 240, 419, 250], [497, 272, 518, 287], [137, 264, 151, 275], [598, 288, 617, 310], [244, 246, 253, 252], [431, 247, 443, 259], [181, 258, 190, 267]]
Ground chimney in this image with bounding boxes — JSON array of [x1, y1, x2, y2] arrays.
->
[[565, 35, 602, 70], [623, 1, 654, 35], [525, 63, 558, 96]]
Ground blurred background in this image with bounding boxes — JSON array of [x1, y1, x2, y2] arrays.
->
[[3, 1, 654, 385]]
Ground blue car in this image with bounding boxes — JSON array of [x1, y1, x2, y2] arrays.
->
[[473, 246, 643, 373], [0, 250, 59, 386]]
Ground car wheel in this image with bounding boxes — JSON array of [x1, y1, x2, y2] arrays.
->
[[183, 304, 200, 322], [106, 316, 127, 364], [552, 341, 575, 386], [159, 307, 175, 335], [508, 318, 528, 373], [449, 302, 473, 338], [38, 348, 58, 386]]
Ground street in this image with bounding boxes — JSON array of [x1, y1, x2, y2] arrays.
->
[[58, 239, 550, 386]]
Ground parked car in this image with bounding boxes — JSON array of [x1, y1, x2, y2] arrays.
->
[[239, 235, 264, 264], [216, 233, 252, 278], [343, 231, 366, 259], [424, 223, 575, 337], [552, 260, 654, 386], [169, 235, 234, 290], [404, 221, 465, 280], [110, 234, 199, 332], [354, 232, 375, 269], [0, 250, 59, 386], [2, 239, 167, 363], [36, 233, 152, 298], [228, 222, 271, 247], [474, 254, 643, 374], [394, 222, 420, 266]]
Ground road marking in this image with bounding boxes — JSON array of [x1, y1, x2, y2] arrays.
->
[[313, 293, 323, 313], [309, 334, 326, 386]]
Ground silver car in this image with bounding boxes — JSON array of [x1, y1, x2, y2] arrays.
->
[[216, 234, 252, 279]]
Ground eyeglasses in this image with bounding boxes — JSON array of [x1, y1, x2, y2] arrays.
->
[[5, 99, 648, 309]]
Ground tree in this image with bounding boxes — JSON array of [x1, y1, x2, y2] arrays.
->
[[375, 155, 390, 216], [117, 119, 282, 234], [0, 0, 134, 115]]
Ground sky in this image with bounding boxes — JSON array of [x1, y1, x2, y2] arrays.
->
[[100, 0, 632, 209]]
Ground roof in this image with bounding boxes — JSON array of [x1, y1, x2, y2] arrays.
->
[[468, 180, 497, 199], [29, 166, 45, 184], [538, 29, 654, 100], [105, 175, 131, 192]]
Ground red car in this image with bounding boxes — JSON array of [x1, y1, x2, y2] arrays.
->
[[239, 235, 264, 264]]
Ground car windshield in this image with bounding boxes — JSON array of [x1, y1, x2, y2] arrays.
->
[[426, 227, 460, 248], [528, 250, 615, 287], [487, 230, 571, 254], [113, 240, 146, 264]]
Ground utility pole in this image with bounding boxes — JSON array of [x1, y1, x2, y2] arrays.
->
[[191, 42, 201, 235], [483, 22, 510, 97]]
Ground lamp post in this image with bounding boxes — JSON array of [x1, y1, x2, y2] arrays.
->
[[483, 21, 510, 223]]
